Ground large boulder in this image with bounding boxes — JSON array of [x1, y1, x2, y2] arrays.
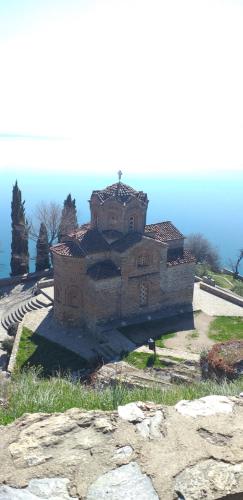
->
[[0, 396, 243, 499], [202, 340, 243, 381]]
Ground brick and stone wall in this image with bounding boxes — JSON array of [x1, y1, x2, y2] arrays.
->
[[90, 196, 147, 235]]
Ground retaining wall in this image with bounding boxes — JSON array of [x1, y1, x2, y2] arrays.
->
[[0, 269, 53, 288], [200, 282, 243, 308], [7, 322, 23, 374]]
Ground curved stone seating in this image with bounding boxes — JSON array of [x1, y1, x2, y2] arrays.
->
[[1, 294, 53, 331]]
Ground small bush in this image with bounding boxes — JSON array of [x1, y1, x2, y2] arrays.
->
[[203, 340, 243, 381], [2, 336, 14, 355], [7, 323, 18, 337]]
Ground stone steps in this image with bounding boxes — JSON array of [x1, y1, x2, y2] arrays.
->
[[1, 294, 53, 331]]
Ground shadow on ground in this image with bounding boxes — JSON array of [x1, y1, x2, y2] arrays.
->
[[18, 329, 88, 377], [119, 312, 195, 346]]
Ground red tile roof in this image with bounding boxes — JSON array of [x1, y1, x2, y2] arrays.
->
[[167, 249, 195, 266], [51, 228, 109, 257], [145, 222, 184, 242], [51, 222, 187, 258], [91, 182, 148, 204]]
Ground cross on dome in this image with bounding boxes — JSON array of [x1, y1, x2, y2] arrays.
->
[[117, 170, 123, 182]]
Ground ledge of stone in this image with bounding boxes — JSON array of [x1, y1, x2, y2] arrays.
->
[[1, 396, 243, 499]]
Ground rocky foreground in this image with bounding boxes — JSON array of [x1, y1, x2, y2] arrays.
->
[[0, 395, 243, 499]]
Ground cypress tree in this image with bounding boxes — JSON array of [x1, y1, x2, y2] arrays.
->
[[36, 223, 50, 272], [10, 181, 29, 276], [58, 194, 78, 242]]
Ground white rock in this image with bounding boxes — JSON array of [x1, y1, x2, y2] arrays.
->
[[136, 411, 163, 439], [175, 458, 243, 500], [28, 478, 74, 498], [118, 402, 145, 422], [175, 395, 234, 417], [114, 445, 133, 457], [86, 462, 159, 499], [136, 418, 150, 438], [0, 478, 77, 500]]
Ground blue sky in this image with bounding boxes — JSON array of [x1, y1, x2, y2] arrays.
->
[[0, 0, 243, 176]]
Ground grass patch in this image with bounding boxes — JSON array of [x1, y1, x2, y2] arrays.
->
[[187, 330, 199, 339], [208, 272, 234, 289], [208, 317, 243, 342], [15, 327, 88, 376], [232, 281, 243, 298], [1, 368, 243, 426], [155, 332, 176, 348], [123, 351, 165, 369]]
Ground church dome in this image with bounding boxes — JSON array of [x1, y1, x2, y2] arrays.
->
[[91, 182, 148, 205], [90, 180, 148, 235]]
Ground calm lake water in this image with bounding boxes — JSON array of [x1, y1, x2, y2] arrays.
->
[[1, 170, 243, 278]]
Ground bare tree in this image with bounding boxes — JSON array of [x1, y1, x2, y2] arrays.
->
[[29, 201, 62, 247], [36, 223, 50, 271], [185, 233, 220, 272], [228, 249, 243, 279]]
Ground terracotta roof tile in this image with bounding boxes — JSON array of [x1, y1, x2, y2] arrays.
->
[[145, 222, 184, 242], [68, 223, 91, 239], [51, 240, 85, 257], [91, 182, 147, 204], [87, 260, 121, 280], [51, 227, 109, 257], [167, 249, 196, 267]]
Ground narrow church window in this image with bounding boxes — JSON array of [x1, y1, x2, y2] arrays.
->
[[110, 213, 117, 226], [129, 215, 135, 231], [137, 255, 149, 267], [94, 213, 98, 227], [140, 282, 148, 306]]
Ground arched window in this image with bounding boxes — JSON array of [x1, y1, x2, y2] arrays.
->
[[129, 215, 135, 231], [140, 282, 148, 306]]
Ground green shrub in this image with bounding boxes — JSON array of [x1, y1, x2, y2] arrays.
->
[[2, 336, 14, 355]]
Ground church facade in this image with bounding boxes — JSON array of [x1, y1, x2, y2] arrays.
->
[[51, 180, 195, 331]]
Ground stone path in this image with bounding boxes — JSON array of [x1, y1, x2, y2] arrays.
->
[[164, 311, 214, 355], [40, 286, 54, 301], [136, 345, 199, 362], [193, 282, 243, 316]]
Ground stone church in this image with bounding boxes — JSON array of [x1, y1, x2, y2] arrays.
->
[[51, 179, 195, 331]]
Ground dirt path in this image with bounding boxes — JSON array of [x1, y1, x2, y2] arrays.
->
[[137, 345, 199, 362], [164, 312, 214, 355]]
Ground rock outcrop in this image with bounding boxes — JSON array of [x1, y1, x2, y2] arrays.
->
[[1, 395, 243, 499]]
